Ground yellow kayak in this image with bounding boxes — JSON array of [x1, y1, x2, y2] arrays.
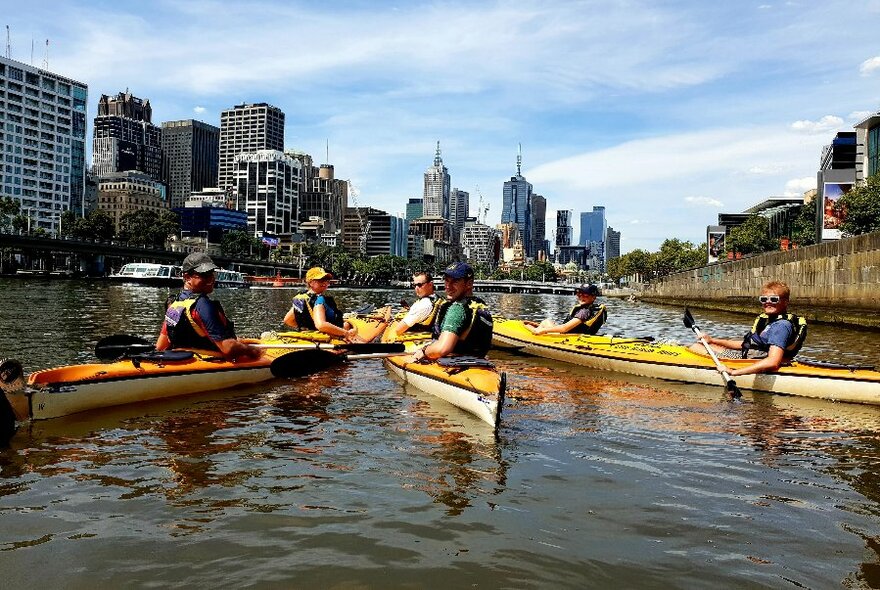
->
[[492, 317, 880, 404]]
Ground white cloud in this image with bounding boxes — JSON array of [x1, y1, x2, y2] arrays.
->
[[790, 115, 843, 134], [860, 56, 880, 76], [194, 106, 206, 114], [848, 110, 874, 121], [685, 196, 723, 207], [747, 164, 785, 175], [784, 177, 816, 195]]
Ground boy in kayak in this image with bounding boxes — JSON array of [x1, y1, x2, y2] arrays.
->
[[283, 267, 388, 342], [526, 284, 607, 336], [389, 271, 440, 340], [411, 262, 493, 361], [689, 280, 807, 376], [156, 252, 260, 360]]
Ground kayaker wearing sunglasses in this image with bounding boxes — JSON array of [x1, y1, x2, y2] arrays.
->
[[688, 280, 807, 376], [525, 283, 607, 336], [156, 252, 260, 361], [389, 271, 441, 340]]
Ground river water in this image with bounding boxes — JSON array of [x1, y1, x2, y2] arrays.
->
[[1, 279, 879, 588]]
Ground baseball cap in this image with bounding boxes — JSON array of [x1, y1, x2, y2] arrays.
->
[[574, 284, 600, 296], [305, 267, 333, 282], [181, 252, 220, 274], [443, 261, 474, 280]]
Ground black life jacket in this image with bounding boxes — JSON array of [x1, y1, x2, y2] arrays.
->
[[741, 313, 807, 359], [432, 296, 494, 358], [291, 291, 344, 330], [408, 294, 443, 333], [163, 292, 232, 352], [567, 303, 607, 335]]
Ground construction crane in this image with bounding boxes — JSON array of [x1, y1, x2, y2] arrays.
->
[[476, 185, 490, 225], [348, 180, 370, 254]]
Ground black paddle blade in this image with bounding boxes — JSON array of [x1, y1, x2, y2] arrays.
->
[[95, 334, 155, 361], [683, 308, 696, 330], [270, 348, 345, 378], [726, 380, 743, 399], [335, 342, 405, 354]]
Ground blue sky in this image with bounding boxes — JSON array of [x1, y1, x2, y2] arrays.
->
[[5, 0, 880, 252]]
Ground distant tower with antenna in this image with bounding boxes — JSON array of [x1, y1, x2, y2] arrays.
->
[[423, 140, 450, 220], [501, 143, 534, 257]]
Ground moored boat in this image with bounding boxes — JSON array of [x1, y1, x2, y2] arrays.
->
[[492, 317, 880, 404], [110, 263, 247, 288]]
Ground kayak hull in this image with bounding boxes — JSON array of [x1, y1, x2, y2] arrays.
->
[[492, 318, 880, 404]]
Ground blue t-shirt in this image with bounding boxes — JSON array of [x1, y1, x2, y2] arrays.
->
[[752, 319, 795, 351], [173, 290, 234, 343], [313, 294, 340, 325]]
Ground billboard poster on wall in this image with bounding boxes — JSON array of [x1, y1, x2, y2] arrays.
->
[[707, 226, 726, 264], [822, 183, 852, 240]]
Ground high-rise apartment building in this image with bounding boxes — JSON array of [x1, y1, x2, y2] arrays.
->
[[556, 209, 573, 255], [606, 226, 621, 261], [233, 150, 300, 238], [531, 193, 546, 260], [92, 91, 162, 182], [461, 217, 497, 267], [423, 141, 450, 219], [1, 56, 88, 232], [286, 150, 347, 234], [161, 119, 219, 209], [219, 103, 284, 193], [579, 206, 607, 245], [501, 148, 533, 257], [450, 188, 469, 244]]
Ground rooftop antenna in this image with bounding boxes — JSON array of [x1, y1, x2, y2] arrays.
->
[[434, 140, 442, 166], [5, 25, 10, 59], [42, 39, 48, 70], [325, 138, 329, 165], [30, 37, 34, 65], [516, 142, 522, 176]]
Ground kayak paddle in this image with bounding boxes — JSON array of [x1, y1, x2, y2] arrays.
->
[[269, 347, 411, 378], [95, 334, 156, 361], [683, 309, 742, 399], [253, 342, 405, 354]]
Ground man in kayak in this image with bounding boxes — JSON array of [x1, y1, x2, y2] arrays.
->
[[156, 252, 260, 360], [283, 267, 389, 342], [410, 262, 493, 361], [689, 280, 807, 376], [525, 284, 607, 336], [389, 271, 440, 340]]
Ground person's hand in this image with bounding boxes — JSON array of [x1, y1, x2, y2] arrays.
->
[[717, 362, 731, 375], [344, 327, 358, 342], [411, 345, 429, 362]]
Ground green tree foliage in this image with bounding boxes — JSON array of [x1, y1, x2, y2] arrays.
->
[[60, 210, 77, 237], [838, 174, 880, 237], [0, 196, 20, 231], [83, 209, 116, 241], [523, 260, 557, 281], [118, 209, 179, 247], [652, 239, 704, 277], [221, 230, 261, 257], [790, 200, 818, 247], [726, 214, 777, 255]]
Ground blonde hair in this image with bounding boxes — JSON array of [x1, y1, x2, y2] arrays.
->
[[762, 281, 790, 300]]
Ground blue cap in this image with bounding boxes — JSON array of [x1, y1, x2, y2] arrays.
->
[[444, 261, 474, 280], [575, 284, 600, 296]]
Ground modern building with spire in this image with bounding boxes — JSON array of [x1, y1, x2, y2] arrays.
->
[[423, 141, 450, 220], [501, 145, 533, 258]]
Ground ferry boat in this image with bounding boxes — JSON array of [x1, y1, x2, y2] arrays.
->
[[109, 263, 247, 288]]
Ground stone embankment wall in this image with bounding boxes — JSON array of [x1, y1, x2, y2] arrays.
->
[[637, 231, 880, 328]]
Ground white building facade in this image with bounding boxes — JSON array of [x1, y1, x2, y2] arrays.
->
[[233, 150, 300, 238]]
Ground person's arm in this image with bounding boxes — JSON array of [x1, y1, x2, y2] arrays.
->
[[394, 300, 431, 335], [216, 337, 262, 361], [720, 345, 786, 376], [156, 324, 170, 351], [313, 303, 357, 340], [699, 334, 743, 350], [282, 308, 298, 328], [531, 317, 581, 335]]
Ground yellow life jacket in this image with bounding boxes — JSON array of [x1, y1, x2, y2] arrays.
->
[[433, 297, 494, 357], [291, 291, 344, 330], [409, 294, 443, 332], [741, 313, 807, 358], [164, 293, 227, 351]]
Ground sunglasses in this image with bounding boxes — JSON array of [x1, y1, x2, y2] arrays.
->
[[412, 281, 428, 288], [758, 295, 781, 304]]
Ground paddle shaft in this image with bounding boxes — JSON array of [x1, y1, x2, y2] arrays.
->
[[689, 324, 741, 394]]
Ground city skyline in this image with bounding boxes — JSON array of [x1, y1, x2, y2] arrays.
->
[[5, 1, 879, 252]]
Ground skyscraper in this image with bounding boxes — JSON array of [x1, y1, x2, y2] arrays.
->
[[405, 198, 423, 221], [579, 206, 607, 245], [501, 146, 532, 257], [556, 209, 573, 254], [0, 55, 88, 231], [450, 188, 470, 244], [531, 193, 546, 260], [286, 150, 348, 234], [161, 119, 219, 209], [423, 141, 450, 219], [233, 150, 300, 237], [219, 103, 284, 193], [606, 226, 621, 261], [92, 91, 162, 182]]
